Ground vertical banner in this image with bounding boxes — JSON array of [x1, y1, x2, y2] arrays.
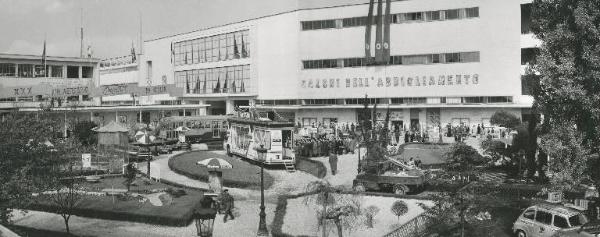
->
[[383, 0, 391, 62], [364, 0, 375, 65], [374, 0, 385, 64]]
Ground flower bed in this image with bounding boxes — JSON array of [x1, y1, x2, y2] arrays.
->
[[168, 151, 274, 190]]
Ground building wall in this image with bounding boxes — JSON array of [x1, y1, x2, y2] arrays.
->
[[295, 0, 521, 99]]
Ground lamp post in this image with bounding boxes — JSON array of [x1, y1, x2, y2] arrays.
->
[[194, 197, 217, 237], [255, 144, 269, 236]]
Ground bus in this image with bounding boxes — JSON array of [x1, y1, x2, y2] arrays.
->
[[225, 116, 295, 167], [160, 115, 231, 143]]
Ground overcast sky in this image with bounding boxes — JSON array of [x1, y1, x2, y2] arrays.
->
[[0, 0, 367, 59]]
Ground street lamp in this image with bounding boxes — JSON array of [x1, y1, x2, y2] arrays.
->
[[194, 197, 217, 237], [255, 144, 269, 236]]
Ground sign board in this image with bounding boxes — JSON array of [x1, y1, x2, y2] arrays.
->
[[301, 74, 480, 90], [91, 83, 183, 97], [81, 153, 92, 168], [149, 163, 161, 181]]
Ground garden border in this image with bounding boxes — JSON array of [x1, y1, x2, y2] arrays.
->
[[270, 190, 433, 237]]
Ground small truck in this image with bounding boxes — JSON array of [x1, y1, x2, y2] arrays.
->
[[353, 157, 426, 195]]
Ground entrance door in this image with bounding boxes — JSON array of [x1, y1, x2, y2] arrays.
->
[[212, 121, 220, 138], [410, 119, 420, 131], [392, 121, 403, 132]]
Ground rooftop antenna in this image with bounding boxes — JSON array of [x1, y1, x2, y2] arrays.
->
[[139, 11, 143, 56], [80, 7, 84, 58]]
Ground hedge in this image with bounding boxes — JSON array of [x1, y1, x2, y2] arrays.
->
[[295, 157, 327, 178], [168, 151, 275, 190]]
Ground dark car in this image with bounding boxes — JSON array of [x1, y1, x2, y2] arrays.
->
[[556, 220, 600, 237]]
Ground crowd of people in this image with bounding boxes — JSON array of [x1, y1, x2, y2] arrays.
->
[[294, 135, 358, 158]]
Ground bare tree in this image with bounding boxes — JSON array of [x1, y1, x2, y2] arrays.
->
[[304, 181, 365, 237], [364, 205, 380, 228]]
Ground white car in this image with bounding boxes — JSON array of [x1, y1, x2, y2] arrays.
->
[[513, 203, 589, 237]]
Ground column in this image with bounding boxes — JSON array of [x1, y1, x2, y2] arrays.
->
[[78, 66, 82, 79], [225, 99, 235, 115], [62, 66, 67, 79]]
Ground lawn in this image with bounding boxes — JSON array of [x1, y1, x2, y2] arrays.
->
[[392, 143, 450, 165], [168, 151, 275, 190], [30, 176, 205, 227]]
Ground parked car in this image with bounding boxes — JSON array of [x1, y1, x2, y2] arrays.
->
[[513, 203, 590, 237], [555, 220, 600, 237]]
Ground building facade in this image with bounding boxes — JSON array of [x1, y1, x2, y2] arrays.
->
[[1, 0, 539, 135]]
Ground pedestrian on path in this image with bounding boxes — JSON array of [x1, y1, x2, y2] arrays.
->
[[328, 150, 338, 175], [220, 189, 235, 222]]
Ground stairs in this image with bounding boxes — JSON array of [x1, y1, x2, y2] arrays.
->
[[284, 161, 296, 173]]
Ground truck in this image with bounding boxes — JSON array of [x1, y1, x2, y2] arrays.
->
[[353, 157, 426, 195]]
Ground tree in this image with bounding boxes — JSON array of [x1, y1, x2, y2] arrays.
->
[[444, 142, 486, 175], [539, 124, 591, 187], [490, 110, 521, 129], [72, 120, 98, 146], [363, 205, 379, 228], [42, 164, 83, 233], [530, 0, 600, 188], [304, 180, 364, 237], [0, 111, 69, 224], [357, 94, 391, 174], [123, 163, 137, 192], [390, 200, 408, 221]]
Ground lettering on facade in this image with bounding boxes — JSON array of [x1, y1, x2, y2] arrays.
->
[[300, 73, 479, 89], [13, 87, 33, 96], [51, 86, 90, 97]]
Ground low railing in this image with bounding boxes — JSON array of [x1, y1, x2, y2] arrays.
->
[[383, 213, 432, 237], [100, 55, 136, 68]]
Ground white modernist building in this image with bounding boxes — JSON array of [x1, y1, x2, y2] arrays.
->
[[97, 0, 539, 131]]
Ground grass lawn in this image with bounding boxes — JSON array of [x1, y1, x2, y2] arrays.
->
[[393, 143, 450, 165], [168, 151, 274, 190], [30, 176, 204, 227]]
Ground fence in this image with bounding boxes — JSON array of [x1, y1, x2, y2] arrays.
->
[[383, 213, 432, 237]]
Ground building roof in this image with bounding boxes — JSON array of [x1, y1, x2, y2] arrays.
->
[[0, 53, 100, 63], [96, 121, 129, 133], [145, 0, 375, 42]]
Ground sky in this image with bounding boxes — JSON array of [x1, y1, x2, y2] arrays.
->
[[0, 0, 367, 59]]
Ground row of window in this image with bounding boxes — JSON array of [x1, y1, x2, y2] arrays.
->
[[0, 63, 93, 78], [174, 65, 251, 94], [255, 96, 513, 106], [302, 52, 479, 69], [301, 7, 479, 30], [173, 30, 250, 66]]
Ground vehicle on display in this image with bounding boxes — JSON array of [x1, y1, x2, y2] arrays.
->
[[353, 157, 425, 195], [224, 116, 295, 169], [159, 115, 230, 144], [555, 220, 600, 237], [513, 203, 590, 237]]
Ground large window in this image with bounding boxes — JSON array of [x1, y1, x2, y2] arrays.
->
[[521, 4, 532, 34], [303, 51, 479, 69], [0, 63, 16, 77], [174, 64, 250, 94], [306, 7, 479, 30], [173, 30, 249, 66], [521, 48, 539, 65], [50, 65, 63, 78], [18, 64, 34, 77]]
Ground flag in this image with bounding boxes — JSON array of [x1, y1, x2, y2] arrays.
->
[[185, 74, 190, 93], [223, 72, 228, 93], [203, 73, 207, 93], [364, 0, 375, 65], [240, 80, 245, 93], [194, 74, 200, 94], [41, 39, 47, 76], [382, 0, 391, 62], [232, 80, 237, 93], [214, 76, 221, 93], [233, 37, 240, 59], [374, 0, 385, 64], [131, 42, 137, 63], [170, 42, 174, 64], [241, 35, 248, 58]]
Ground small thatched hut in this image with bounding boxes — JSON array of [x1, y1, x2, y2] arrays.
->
[[96, 121, 129, 147]]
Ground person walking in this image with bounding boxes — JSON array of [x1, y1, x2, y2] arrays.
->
[[220, 189, 235, 222], [328, 149, 338, 175]]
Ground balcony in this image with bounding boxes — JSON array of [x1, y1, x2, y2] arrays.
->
[[100, 55, 137, 69]]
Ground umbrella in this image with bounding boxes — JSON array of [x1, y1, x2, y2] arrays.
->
[[197, 158, 233, 169]]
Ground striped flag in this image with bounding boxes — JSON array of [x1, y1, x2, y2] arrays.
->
[[41, 39, 47, 76], [374, 0, 385, 64], [382, 0, 391, 62], [364, 0, 375, 64]]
